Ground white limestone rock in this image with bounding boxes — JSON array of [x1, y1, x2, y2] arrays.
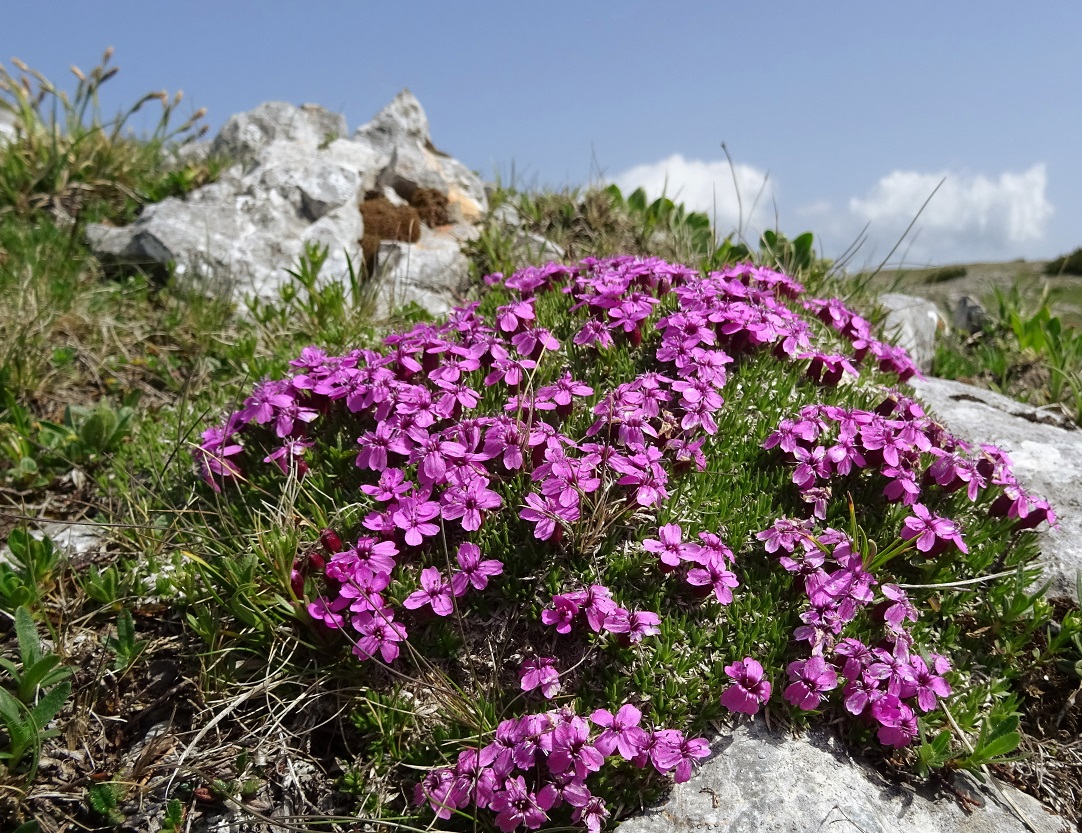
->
[[354, 90, 488, 224], [86, 92, 484, 307], [620, 721, 1067, 833], [912, 376, 1082, 602], [877, 293, 944, 372], [374, 223, 477, 318]]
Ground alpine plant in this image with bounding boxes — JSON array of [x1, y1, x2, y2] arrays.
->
[[196, 255, 1056, 830]]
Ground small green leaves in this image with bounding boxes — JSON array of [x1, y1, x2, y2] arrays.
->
[[0, 608, 72, 780], [0, 606, 72, 702], [107, 608, 148, 673], [962, 712, 1022, 771], [86, 781, 125, 825], [159, 798, 185, 832], [915, 728, 953, 778]]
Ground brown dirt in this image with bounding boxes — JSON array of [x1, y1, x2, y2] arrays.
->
[[408, 188, 450, 228], [359, 196, 422, 274]]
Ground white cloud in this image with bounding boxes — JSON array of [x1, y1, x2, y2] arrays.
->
[[836, 164, 1054, 266], [610, 154, 774, 239], [611, 156, 1055, 266]]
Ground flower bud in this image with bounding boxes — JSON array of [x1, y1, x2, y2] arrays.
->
[[319, 528, 344, 554]]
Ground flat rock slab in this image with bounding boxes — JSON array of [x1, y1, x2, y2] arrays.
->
[[912, 376, 1082, 602], [620, 721, 1068, 833]]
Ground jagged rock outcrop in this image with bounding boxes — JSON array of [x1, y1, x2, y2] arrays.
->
[[86, 92, 489, 316]]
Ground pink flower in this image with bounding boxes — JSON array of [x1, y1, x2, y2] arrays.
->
[[403, 567, 454, 616], [451, 542, 503, 593], [565, 585, 618, 632], [590, 704, 649, 759], [900, 503, 968, 555], [651, 731, 710, 783], [391, 495, 442, 547], [351, 609, 408, 663], [520, 657, 561, 699], [686, 552, 739, 604], [491, 775, 555, 832], [572, 796, 610, 833], [548, 716, 604, 779], [643, 523, 699, 568], [541, 595, 581, 634], [783, 656, 838, 710], [720, 657, 772, 715]]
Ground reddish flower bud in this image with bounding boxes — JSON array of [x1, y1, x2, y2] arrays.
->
[[319, 528, 344, 555]]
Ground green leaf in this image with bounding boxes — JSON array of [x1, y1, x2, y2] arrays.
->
[[29, 680, 70, 728], [0, 687, 27, 727], [18, 654, 68, 701], [15, 605, 42, 668], [972, 730, 1021, 763]]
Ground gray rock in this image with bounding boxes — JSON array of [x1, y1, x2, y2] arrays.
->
[[86, 92, 482, 307], [211, 101, 347, 166], [912, 376, 1082, 602], [374, 223, 477, 317], [877, 293, 943, 371], [620, 721, 1067, 833], [487, 201, 566, 263], [953, 294, 989, 334], [354, 90, 487, 224]]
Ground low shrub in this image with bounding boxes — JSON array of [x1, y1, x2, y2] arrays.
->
[[1045, 246, 1082, 277], [924, 265, 967, 283]]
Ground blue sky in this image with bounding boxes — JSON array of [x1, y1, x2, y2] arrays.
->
[[4, 1, 1079, 267]]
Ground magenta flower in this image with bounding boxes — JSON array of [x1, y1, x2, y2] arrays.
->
[[355, 422, 398, 472], [686, 552, 740, 604], [880, 584, 919, 632], [403, 567, 455, 616], [643, 523, 699, 568], [572, 796, 610, 833], [352, 609, 408, 663], [651, 731, 710, 783], [520, 657, 561, 699], [604, 609, 661, 643], [263, 438, 312, 476], [391, 495, 442, 546], [720, 658, 772, 715], [414, 769, 459, 820], [871, 694, 918, 748], [565, 585, 618, 632], [548, 716, 604, 779], [909, 653, 952, 712], [360, 467, 412, 502], [195, 427, 243, 491], [590, 704, 649, 760], [491, 775, 555, 833], [783, 656, 839, 710], [239, 378, 294, 425], [440, 476, 503, 531], [520, 492, 578, 541], [451, 542, 503, 593], [900, 503, 968, 555], [541, 594, 581, 634]]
